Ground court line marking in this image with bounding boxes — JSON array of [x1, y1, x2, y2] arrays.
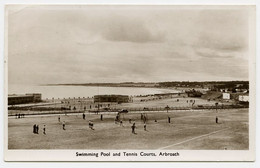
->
[[157, 127, 230, 150]]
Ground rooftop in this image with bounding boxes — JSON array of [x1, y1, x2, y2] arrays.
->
[[8, 94, 33, 98]]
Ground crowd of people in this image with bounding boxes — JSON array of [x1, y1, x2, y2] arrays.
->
[[31, 112, 176, 136], [30, 110, 219, 137], [33, 124, 39, 134]]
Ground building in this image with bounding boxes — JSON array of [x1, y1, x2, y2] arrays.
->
[[222, 93, 230, 100], [94, 95, 129, 103], [8, 93, 42, 105], [26, 93, 42, 102], [154, 93, 179, 97], [238, 95, 249, 102]]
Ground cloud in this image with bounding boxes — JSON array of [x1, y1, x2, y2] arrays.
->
[[194, 32, 247, 52], [191, 9, 248, 52], [7, 6, 251, 84], [101, 15, 165, 43], [195, 48, 236, 59]]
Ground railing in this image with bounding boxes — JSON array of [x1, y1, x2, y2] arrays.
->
[[8, 104, 248, 117]]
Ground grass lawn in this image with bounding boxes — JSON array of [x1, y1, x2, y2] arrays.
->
[[8, 108, 248, 150]]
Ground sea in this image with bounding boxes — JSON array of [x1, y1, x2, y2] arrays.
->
[[8, 84, 179, 99]]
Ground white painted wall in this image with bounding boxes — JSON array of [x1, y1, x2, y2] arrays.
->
[[223, 93, 230, 100], [239, 95, 249, 102]]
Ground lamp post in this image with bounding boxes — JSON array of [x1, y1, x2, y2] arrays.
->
[[215, 102, 218, 123], [166, 105, 169, 113]]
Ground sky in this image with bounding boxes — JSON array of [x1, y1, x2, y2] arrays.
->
[[7, 5, 251, 85]]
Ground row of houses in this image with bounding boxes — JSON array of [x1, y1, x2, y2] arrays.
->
[[223, 93, 249, 102]]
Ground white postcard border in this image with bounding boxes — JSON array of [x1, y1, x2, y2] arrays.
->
[[2, 3, 257, 162]]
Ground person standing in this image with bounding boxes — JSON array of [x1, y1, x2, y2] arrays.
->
[[63, 121, 66, 130], [91, 121, 94, 130], [43, 125, 46, 134], [83, 113, 85, 120], [131, 123, 136, 134], [33, 124, 36, 134], [144, 122, 146, 131], [216, 116, 218, 124], [168, 116, 171, 123], [101, 114, 103, 121], [143, 115, 147, 123], [36, 125, 39, 134]]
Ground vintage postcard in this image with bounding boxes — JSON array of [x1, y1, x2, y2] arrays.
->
[[4, 5, 256, 161]]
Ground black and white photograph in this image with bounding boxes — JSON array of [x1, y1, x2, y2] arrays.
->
[[4, 4, 256, 161]]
